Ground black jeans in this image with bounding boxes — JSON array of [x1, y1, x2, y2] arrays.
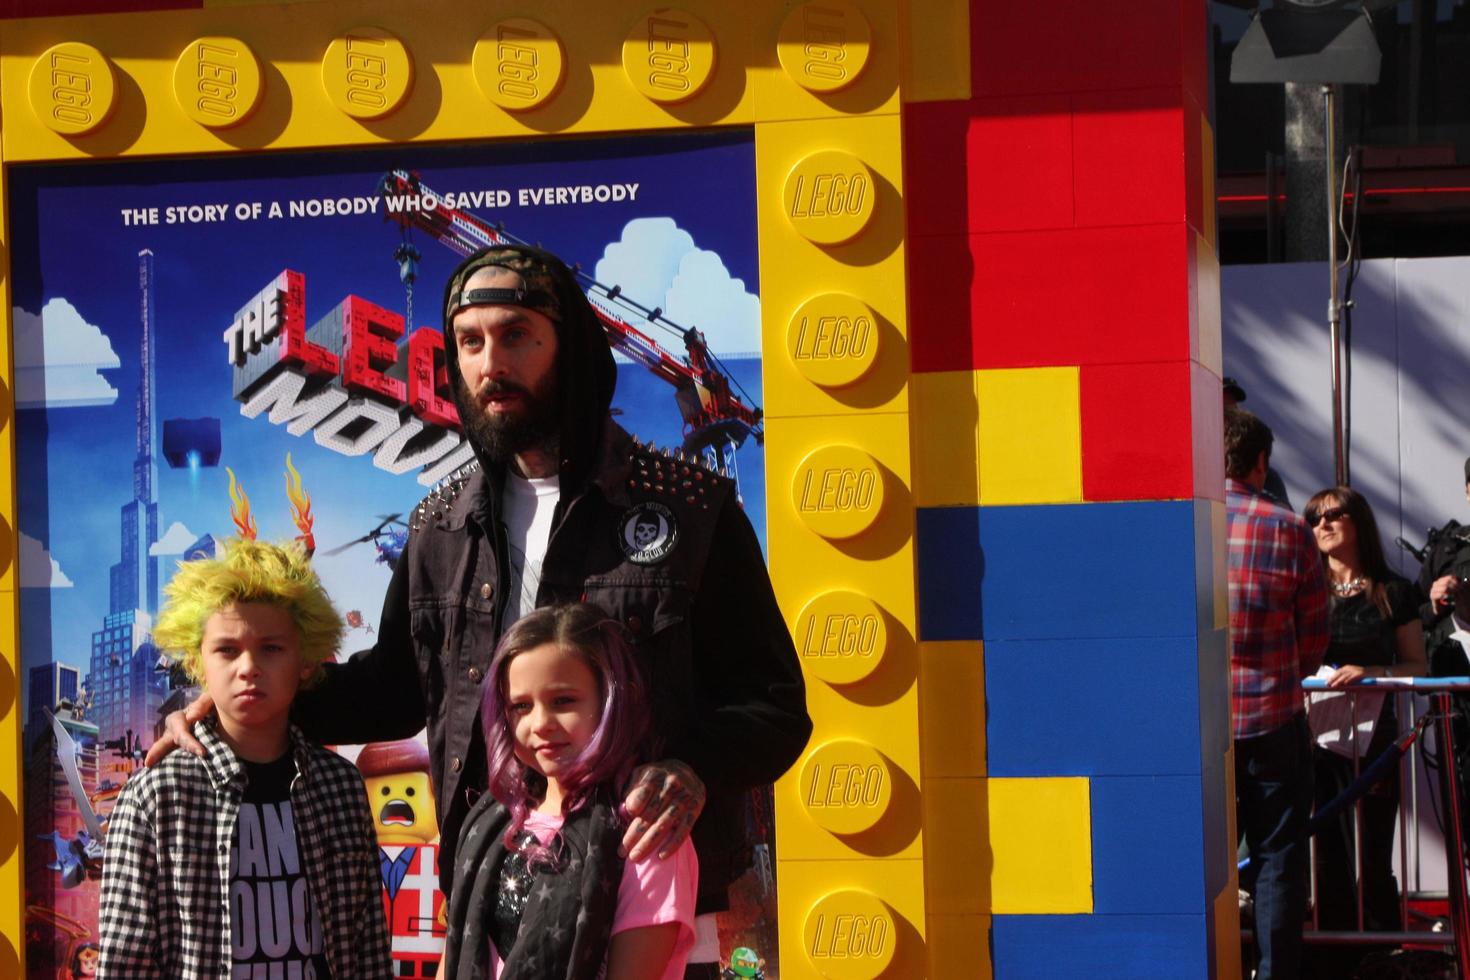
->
[[1237, 713, 1314, 980]]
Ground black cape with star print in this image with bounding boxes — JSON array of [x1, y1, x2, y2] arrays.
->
[[441, 787, 624, 980]]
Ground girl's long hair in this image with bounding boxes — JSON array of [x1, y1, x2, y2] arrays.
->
[[1305, 485, 1395, 617], [481, 602, 649, 859]]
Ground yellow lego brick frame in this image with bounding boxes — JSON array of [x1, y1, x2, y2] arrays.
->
[[0, 0, 977, 975]]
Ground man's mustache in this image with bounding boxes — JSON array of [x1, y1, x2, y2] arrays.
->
[[473, 380, 532, 400]]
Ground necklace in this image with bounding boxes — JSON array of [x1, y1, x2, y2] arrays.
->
[[1332, 576, 1369, 596]]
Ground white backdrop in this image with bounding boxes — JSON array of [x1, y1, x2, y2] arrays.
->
[[1223, 255, 1470, 895], [1223, 256, 1470, 576]]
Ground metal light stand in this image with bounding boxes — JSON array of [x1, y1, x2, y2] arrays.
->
[[1323, 82, 1348, 488]]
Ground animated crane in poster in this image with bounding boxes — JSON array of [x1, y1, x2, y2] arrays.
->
[[377, 170, 763, 490]]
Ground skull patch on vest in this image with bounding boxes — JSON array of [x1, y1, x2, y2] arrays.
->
[[618, 502, 678, 565]]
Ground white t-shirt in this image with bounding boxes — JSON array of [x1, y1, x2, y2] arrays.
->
[[502, 473, 560, 621]]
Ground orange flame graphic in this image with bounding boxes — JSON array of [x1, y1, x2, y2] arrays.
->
[[284, 453, 315, 554], [225, 467, 257, 541]]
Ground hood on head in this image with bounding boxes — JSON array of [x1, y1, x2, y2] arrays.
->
[[441, 243, 617, 491]]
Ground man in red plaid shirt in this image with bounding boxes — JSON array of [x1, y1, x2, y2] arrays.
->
[[1226, 407, 1329, 980]]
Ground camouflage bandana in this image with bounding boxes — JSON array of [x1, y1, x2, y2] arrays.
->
[[444, 245, 564, 324]]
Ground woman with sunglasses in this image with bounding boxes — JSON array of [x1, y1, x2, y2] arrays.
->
[[1303, 486, 1427, 967]]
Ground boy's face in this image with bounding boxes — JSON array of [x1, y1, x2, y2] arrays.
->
[[201, 602, 310, 736]]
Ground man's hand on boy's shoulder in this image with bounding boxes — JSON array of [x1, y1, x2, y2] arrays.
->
[[144, 693, 215, 766], [620, 759, 705, 862]]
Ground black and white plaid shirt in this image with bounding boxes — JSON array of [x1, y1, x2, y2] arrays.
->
[[98, 718, 392, 978]]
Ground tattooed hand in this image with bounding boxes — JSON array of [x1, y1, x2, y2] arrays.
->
[[145, 691, 214, 766], [620, 759, 706, 862]]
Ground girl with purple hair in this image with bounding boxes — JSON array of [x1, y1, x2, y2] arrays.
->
[[438, 602, 698, 980]]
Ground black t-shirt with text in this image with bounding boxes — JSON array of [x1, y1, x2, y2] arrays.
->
[[230, 753, 332, 980]]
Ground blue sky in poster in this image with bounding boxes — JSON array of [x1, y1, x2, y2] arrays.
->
[[8, 130, 762, 691]]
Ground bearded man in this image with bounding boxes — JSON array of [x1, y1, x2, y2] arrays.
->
[[155, 244, 812, 978]]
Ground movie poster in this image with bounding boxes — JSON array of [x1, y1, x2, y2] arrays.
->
[[9, 130, 775, 977]]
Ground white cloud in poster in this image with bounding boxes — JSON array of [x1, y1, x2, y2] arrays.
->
[[665, 249, 761, 357], [20, 532, 73, 588], [13, 298, 121, 409], [594, 218, 760, 358], [150, 521, 199, 556]]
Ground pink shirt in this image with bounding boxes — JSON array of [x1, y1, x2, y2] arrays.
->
[[489, 809, 698, 980]]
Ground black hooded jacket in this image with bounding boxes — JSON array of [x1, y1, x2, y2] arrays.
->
[[293, 245, 811, 913]]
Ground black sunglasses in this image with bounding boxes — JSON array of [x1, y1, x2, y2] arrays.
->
[[1311, 507, 1349, 527]]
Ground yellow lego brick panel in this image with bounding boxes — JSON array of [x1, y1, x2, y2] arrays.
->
[[910, 371, 980, 508], [0, 0, 911, 163], [0, 162, 12, 599], [775, 686, 924, 862], [756, 114, 909, 420], [775, 858, 926, 980], [0, 479, 12, 599], [1, 0, 784, 161], [918, 641, 985, 778], [987, 777, 1093, 914], [793, 600, 920, 720], [922, 777, 988, 915], [926, 913, 992, 980], [765, 412, 914, 604], [901, 0, 972, 104], [0, 147, 17, 974], [0, 935, 17, 980], [801, 680, 923, 779], [0, 588, 20, 977], [975, 367, 1083, 506], [1213, 876, 1241, 980], [750, 0, 902, 124]]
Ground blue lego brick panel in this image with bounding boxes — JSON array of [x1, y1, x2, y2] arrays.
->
[[1198, 627, 1230, 766], [916, 506, 985, 641], [986, 636, 1202, 777], [992, 913, 1208, 979], [1093, 775, 1205, 914], [976, 501, 1198, 641], [1201, 745, 1233, 902]]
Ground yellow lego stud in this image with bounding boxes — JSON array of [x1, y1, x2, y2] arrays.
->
[[786, 293, 880, 389], [0, 933, 18, 980], [777, 0, 872, 94], [172, 37, 263, 130], [622, 8, 716, 104], [321, 27, 414, 120], [792, 444, 885, 540], [799, 739, 894, 835], [783, 150, 875, 245], [802, 889, 897, 979], [794, 590, 887, 686], [473, 18, 566, 112], [28, 42, 116, 136]]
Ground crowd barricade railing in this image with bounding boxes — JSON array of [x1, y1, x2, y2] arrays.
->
[[1258, 677, 1470, 976]]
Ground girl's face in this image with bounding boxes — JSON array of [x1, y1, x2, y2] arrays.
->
[[504, 642, 603, 786]]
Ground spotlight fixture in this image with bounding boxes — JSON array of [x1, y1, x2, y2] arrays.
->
[[1226, 0, 1400, 84]]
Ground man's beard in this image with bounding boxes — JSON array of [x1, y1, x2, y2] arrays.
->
[[454, 375, 559, 464]]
